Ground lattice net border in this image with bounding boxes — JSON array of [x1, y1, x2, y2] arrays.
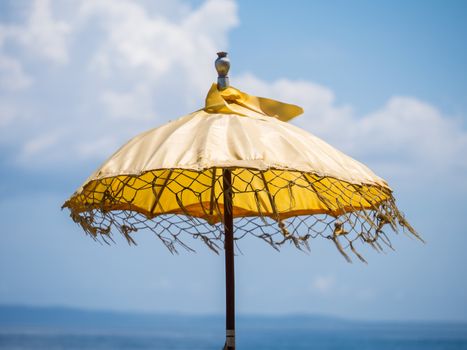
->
[[63, 168, 422, 263]]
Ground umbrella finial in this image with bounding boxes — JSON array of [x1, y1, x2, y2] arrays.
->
[[215, 52, 230, 90]]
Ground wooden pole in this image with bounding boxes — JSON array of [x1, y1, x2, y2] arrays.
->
[[223, 168, 235, 350], [216, 52, 235, 349]]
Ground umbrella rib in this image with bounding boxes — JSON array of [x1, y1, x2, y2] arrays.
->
[[113, 177, 132, 200], [150, 169, 174, 215], [209, 167, 217, 216], [259, 171, 281, 222], [300, 173, 336, 213]]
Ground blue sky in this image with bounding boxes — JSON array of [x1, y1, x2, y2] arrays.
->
[[1, 0, 466, 321], [231, 1, 467, 113]]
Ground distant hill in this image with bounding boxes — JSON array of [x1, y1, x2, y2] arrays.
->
[[0, 305, 220, 331], [0, 304, 465, 332], [0, 305, 354, 332]]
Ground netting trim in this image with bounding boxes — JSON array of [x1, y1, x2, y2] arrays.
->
[[63, 168, 421, 263]]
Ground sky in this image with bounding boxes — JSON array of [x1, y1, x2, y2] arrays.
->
[[0, 0, 467, 322]]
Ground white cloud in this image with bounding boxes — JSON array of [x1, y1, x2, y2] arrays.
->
[[100, 84, 155, 121], [310, 275, 335, 294], [0, 0, 71, 64], [358, 97, 467, 167], [75, 137, 120, 160], [22, 130, 64, 158], [0, 0, 466, 195], [310, 275, 377, 302], [0, 99, 19, 128], [0, 0, 239, 165], [236, 74, 354, 142], [81, 0, 237, 82], [237, 74, 467, 187], [0, 54, 32, 90], [0, 0, 71, 91], [80, 0, 238, 125]]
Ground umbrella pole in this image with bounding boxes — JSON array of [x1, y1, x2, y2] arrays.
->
[[223, 168, 235, 350]]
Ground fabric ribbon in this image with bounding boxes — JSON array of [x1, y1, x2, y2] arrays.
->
[[204, 83, 303, 122]]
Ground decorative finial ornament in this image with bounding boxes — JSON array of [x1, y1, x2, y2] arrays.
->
[[215, 52, 230, 90]]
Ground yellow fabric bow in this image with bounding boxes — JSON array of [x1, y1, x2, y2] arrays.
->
[[204, 83, 303, 122]]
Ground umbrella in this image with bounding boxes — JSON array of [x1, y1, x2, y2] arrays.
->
[[63, 52, 420, 349]]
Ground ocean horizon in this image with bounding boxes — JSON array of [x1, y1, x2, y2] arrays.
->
[[0, 305, 466, 349]]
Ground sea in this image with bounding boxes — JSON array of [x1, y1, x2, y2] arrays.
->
[[1, 306, 466, 349]]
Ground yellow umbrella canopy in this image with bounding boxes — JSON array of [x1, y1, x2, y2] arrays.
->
[[63, 62, 419, 263], [63, 52, 421, 350]]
